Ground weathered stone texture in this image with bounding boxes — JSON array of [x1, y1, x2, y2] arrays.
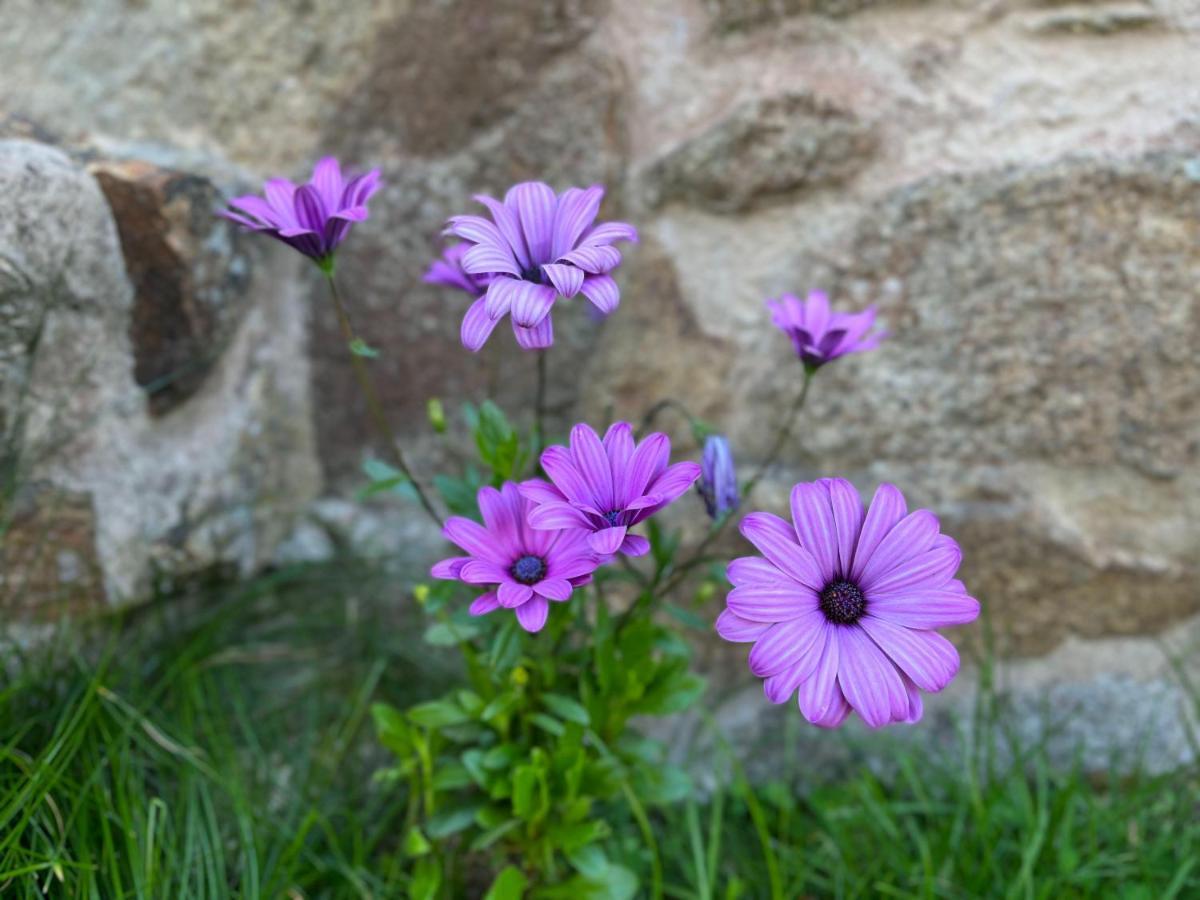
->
[[0, 140, 320, 611]]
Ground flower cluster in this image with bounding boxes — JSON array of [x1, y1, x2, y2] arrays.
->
[[432, 424, 699, 633], [224, 158, 981, 730]]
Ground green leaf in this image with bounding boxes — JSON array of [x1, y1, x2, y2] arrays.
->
[[529, 713, 565, 736], [433, 473, 483, 517], [349, 337, 378, 357], [484, 865, 528, 900], [566, 843, 609, 879], [410, 857, 442, 900], [541, 693, 590, 726], [512, 765, 537, 818], [490, 618, 523, 670], [664, 603, 708, 631], [407, 699, 470, 729], [470, 818, 522, 852], [423, 619, 481, 646], [371, 703, 411, 755], [427, 804, 483, 839], [403, 826, 432, 857], [358, 457, 418, 501]]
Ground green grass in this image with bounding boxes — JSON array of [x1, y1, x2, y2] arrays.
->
[[0, 564, 1197, 898]]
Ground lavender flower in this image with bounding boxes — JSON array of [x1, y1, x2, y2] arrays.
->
[[716, 479, 979, 728], [521, 422, 701, 557], [698, 434, 739, 520], [221, 157, 381, 266], [431, 482, 602, 633], [444, 182, 638, 351], [768, 290, 885, 369], [424, 243, 489, 297]]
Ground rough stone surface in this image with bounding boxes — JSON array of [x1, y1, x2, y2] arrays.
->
[[641, 92, 878, 213], [0, 140, 320, 610], [2, 0, 1200, 709]]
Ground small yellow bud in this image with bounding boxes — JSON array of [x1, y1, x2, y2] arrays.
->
[[696, 581, 717, 603], [427, 398, 447, 433], [511, 666, 529, 686], [413, 584, 430, 605]]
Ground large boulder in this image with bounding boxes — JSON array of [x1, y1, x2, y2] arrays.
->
[[0, 140, 320, 613]]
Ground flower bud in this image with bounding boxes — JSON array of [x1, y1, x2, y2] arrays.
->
[[698, 434, 739, 520]]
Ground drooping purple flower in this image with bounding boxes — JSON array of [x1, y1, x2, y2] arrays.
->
[[716, 479, 979, 729], [768, 290, 886, 369], [520, 422, 701, 557], [431, 482, 602, 633], [221, 156, 381, 265], [698, 434, 739, 520], [424, 242, 490, 297], [444, 182, 638, 351]]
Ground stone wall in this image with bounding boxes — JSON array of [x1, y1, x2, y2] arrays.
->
[[2, 2, 1198, 692]]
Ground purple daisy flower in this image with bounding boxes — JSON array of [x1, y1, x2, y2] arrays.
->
[[431, 482, 601, 633], [423, 242, 490, 297], [698, 434, 739, 520], [444, 182, 638, 351], [520, 422, 701, 557], [220, 156, 381, 265], [716, 479, 979, 729], [768, 290, 886, 369]]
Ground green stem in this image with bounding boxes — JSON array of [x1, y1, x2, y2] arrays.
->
[[652, 369, 815, 601], [323, 271, 442, 527], [533, 350, 548, 463]]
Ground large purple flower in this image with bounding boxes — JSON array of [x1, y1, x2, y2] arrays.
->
[[444, 182, 638, 351], [424, 243, 489, 297], [521, 422, 701, 557], [768, 290, 885, 369], [431, 482, 601, 633], [221, 157, 381, 265], [716, 479, 979, 729]]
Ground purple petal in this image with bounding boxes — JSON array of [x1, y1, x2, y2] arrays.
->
[[589, 526, 626, 555], [527, 501, 592, 530], [811, 689, 853, 729], [570, 423, 614, 511], [443, 517, 506, 563], [431, 556, 471, 580], [727, 556, 796, 587], [805, 290, 831, 339], [510, 282, 557, 328], [311, 157, 344, 211], [513, 316, 553, 350], [515, 595, 550, 632], [344, 169, 381, 207], [580, 274, 620, 315], [850, 483, 908, 582], [825, 479, 864, 579], [620, 534, 650, 556], [548, 553, 600, 582], [541, 263, 584, 298], [540, 446, 592, 505], [579, 221, 638, 247], [498, 582, 534, 609], [475, 194, 530, 269], [603, 422, 635, 491], [790, 481, 839, 584], [726, 583, 818, 623], [859, 616, 960, 693], [558, 245, 621, 274], [293, 184, 327, 233], [465, 245, 520, 279], [866, 587, 980, 629], [446, 214, 508, 249], [534, 578, 573, 601], [461, 297, 501, 351], [856, 510, 940, 589], [738, 513, 825, 592], [834, 626, 910, 728], [551, 185, 604, 258], [796, 626, 841, 726], [715, 608, 771, 643], [646, 461, 702, 504], [469, 591, 501, 616], [898, 672, 924, 723], [519, 478, 566, 505], [226, 195, 280, 227], [461, 559, 508, 584], [622, 433, 669, 501], [763, 658, 812, 704], [509, 182, 557, 264], [867, 543, 961, 595], [264, 179, 298, 223], [747, 608, 826, 677]]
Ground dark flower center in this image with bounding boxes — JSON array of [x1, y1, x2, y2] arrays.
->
[[603, 510, 623, 527], [510, 554, 547, 585], [819, 580, 866, 625], [520, 265, 546, 285]]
